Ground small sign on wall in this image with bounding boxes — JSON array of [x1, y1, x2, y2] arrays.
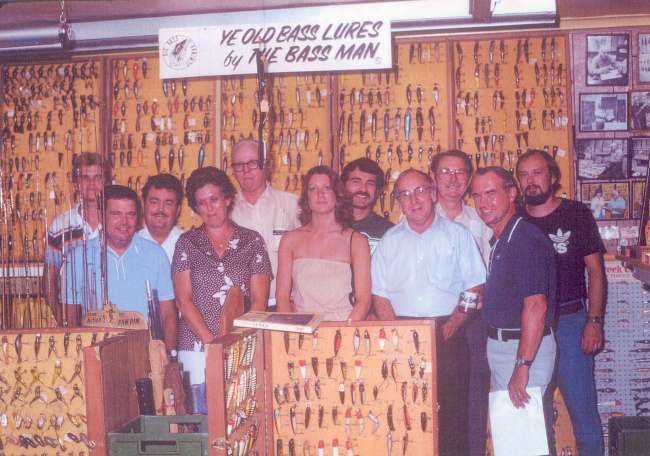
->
[[159, 17, 392, 78]]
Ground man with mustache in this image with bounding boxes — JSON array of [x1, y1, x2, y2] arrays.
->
[[61, 185, 177, 352], [341, 158, 393, 254], [139, 174, 184, 263], [431, 150, 492, 456], [517, 149, 606, 456]]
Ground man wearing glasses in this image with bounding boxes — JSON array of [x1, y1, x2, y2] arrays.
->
[[230, 139, 300, 309], [45, 152, 110, 325], [431, 150, 492, 456], [371, 168, 486, 456]]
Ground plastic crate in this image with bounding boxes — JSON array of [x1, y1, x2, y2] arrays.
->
[[108, 415, 208, 456], [609, 416, 650, 456]]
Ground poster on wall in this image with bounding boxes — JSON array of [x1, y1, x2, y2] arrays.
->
[[580, 181, 630, 220], [586, 33, 629, 86], [631, 92, 650, 130], [639, 33, 650, 83], [159, 16, 392, 78], [630, 137, 650, 177], [577, 138, 629, 180], [579, 92, 628, 132]]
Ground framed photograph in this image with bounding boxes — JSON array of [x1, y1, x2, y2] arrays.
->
[[640, 33, 650, 83], [631, 92, 650, 130], [632, 181, 646, 219], [586, 33, 629, 86], [630, 137, 650, 177], [579, 92, 628, 132], [580, 181, 630, 220], [577, 138, 629, 180]]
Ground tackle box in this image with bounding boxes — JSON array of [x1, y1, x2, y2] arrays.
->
[[609, 416, 650, 456], [108, 415, 209, 456]]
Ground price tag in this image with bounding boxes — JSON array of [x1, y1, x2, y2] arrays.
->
[[49, 190, 56, 200], [188, 118, 196, 127], [146, 132, 155, 142], [556, 148, 567, 158], [520, 116, 529, 125]]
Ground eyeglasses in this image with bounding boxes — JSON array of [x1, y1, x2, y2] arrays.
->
[[439, 168, 468, 177], [394, 185, 433, 201], [232, 159, 262, 172]]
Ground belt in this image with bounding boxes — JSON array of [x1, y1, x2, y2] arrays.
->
[[488, 325, 552, 342], [558, 299, 584, 316]]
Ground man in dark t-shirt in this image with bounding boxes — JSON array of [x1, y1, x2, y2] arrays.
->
[[341, 158, 394, 254], [517, 149, 606, 456]]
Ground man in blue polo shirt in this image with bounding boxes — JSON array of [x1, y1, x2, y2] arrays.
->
[[470, 167, 557, 408], [61, 184, 177, 351]]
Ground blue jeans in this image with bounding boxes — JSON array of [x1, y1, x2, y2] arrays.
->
[[556, 309, 604, 455]]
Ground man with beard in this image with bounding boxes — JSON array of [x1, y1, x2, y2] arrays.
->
[[61, 185, 177, 351], [341, 158, 393, 254], [230, 140, 300, 309], [139, 174, 184, 263], [431, 150, 492, 456], [517, 149, 606, 456]]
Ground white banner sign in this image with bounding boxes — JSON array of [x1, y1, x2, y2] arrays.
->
[[159, 17, 392, 78]]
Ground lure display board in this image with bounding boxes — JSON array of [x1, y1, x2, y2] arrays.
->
[[0, 327, 149, 455], [264, 320, 438, 456]]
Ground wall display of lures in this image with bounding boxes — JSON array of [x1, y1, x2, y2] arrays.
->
[[219, 73, 332, 195], [107, 54, 217, 229], [265, 321, 437, 456], [205, 329, 267, 456], [335, 42, 451, 220], [0, 328, 127, 455], [0, 60, 102, 328], [452, 35, 574, 196]]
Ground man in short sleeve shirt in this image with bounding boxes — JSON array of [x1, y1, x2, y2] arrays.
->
[[372, 169, 486, 456], [517, 149, 605, 455], [471, 167, 557, 413]]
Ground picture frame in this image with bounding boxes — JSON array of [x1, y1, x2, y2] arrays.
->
[[577, 138, 629, 180], [579, 92, 628, 132], [639, 33, 650, 84], [630, 137, 650, 177], [632, 180, 646, 220], [580, 180, 630, 220], [586, 33, 629, 86], [631, 92, 650, 130]]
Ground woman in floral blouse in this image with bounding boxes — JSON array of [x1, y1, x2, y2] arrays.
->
[[172, 166, 271, 413]]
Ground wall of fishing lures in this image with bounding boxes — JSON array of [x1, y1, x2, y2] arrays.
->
[[0, 58, 103, 329], [265, 321, 437, 456], [0, 327, 151, 456]]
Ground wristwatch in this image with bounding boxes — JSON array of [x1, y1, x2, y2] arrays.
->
[[168, 349, 178, 360], [587, 315, 603, 325], [514, 358, 532, 368]]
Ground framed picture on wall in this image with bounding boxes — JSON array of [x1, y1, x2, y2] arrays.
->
[[632, 180, 646, 219], [580, 180, 630, 220], [640, 33, 650, 83], [631, 92, 650, 130], [577, 138, 629, 180], [630, 137, 650, 177], [586, 33, 629, 86], [579, 92, 628, 132]]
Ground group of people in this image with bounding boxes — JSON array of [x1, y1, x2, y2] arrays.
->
[[44, 141, 607, 455]]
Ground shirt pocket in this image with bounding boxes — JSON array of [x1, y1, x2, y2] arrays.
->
[[425, 244, 456, 285]]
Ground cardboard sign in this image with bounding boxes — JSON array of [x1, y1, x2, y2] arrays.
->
[[159, 17, 391, 78]]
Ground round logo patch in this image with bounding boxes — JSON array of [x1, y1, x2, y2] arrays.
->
[[161, 35, 198, 70]]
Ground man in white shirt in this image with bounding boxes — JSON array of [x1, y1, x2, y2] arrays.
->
[[431, 150, 492, 456], [138, 174, 184, 263], [230, 140, 300, 308], [45, 152, 109, 325], [372, 168, 486, 456]]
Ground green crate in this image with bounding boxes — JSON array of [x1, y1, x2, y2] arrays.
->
[[108, 415, 209, 456]]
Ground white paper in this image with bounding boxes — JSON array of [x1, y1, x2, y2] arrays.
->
[[489, 387, 549, 456]]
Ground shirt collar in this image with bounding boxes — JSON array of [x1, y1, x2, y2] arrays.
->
[[236, 183, 272, 207], [139, 225, 179, 245], [490, 215, 523, 246]]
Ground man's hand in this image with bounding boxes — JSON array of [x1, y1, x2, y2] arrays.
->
[[508, 366, 530, 408], [441, 320, 459, 341], [581, 322, 603, 354]]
